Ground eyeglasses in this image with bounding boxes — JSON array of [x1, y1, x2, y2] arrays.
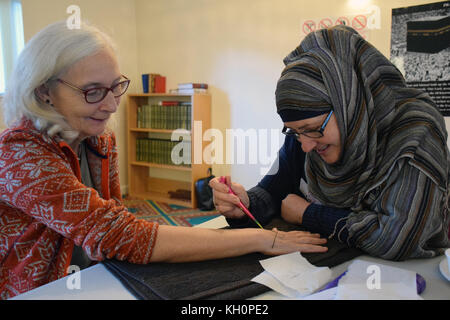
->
[[282, 110, 333, 139], [57, 75, 130, 104]]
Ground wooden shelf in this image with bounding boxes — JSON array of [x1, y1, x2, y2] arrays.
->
[[130, 161, 192, 171], [129, 93, 209, 97], [129, 128, 191, 134], [126, 93, 211, 208]]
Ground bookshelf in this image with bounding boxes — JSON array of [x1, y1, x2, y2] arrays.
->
[[126, 93, 211, 208]]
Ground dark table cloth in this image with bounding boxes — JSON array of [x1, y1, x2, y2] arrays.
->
[[102, 218, 363, 300]]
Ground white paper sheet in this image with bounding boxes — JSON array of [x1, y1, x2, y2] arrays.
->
[[251, 252, 332, 298], [335, 259, 422, 300]]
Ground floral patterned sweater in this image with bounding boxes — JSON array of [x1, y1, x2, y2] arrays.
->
[[0, 119, 158, 299]]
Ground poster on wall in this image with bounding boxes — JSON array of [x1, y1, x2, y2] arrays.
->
[[390, 1, 450, 116]]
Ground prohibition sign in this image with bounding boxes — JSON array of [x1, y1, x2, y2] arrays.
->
[[335, 16, 349, 26], [303, 20, 316, 34], [319, 18, 333, 29], [352, 14, 367, 30]]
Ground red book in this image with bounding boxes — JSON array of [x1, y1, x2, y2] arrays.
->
[[154, 76, 166, 93], [160, 101, 179, 106]]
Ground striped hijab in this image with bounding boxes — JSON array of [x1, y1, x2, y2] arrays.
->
[[276, 26, 449, 259]]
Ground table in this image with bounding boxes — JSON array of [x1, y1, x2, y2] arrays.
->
[[11, 216, 450, 300]]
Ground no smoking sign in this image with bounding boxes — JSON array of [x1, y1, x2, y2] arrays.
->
[[352, 15, 367, 30], [301, 11, 374, 37], [302, 20, 316, 34]]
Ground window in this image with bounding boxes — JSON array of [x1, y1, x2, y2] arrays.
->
[[0, 0, 24, 94]]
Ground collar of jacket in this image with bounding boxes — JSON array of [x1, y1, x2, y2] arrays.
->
[[57, 136, 112, 200]]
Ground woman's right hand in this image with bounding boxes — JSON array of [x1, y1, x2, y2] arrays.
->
[[208, 176, 249, 219]]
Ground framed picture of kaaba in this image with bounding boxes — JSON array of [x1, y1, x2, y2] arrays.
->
[[391, 1, 450, 116]]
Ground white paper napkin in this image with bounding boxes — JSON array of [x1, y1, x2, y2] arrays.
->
[[251, 252, 332, 298], [335, 259, 422, 300]]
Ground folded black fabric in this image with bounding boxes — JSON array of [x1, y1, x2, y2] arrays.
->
[[103, 218, 363, 300], [104, 252, 269, 300]]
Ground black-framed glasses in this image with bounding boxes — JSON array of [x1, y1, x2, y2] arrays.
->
[[57, 75, 130, 104], [282, 110, 333, 139]]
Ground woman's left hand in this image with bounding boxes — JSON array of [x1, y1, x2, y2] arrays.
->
[[262, 228, 327, 255], [281, 194, 311, 225]]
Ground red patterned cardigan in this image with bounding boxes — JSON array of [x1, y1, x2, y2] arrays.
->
[[0, 119, 159, 299]]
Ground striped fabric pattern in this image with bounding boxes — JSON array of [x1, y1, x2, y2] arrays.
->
[[276, 25, 449, 260]]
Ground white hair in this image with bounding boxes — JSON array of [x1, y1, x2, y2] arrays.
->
[[2, 20, 117, 142]]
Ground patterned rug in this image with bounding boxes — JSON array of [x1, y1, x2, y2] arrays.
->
[[123, 197, 220, 227]]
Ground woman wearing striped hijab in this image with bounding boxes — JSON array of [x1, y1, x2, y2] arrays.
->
[[211, 25, 450, 260]]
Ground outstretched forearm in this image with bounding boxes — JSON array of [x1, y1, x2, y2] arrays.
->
[[149, 225, 327, 262], [149, 226, 271, 262]]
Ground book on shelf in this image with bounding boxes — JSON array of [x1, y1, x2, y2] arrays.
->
[[137, 102, 192, 130], [136, 138, 191, 167], [159, 100, 179, 106], [175, 88, 208, 95], [142, 73, 166, 93], [154, 75, 166, 93], [178, 83, 208, 89]]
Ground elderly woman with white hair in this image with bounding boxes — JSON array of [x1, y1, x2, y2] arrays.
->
[[0, 21, 327, 299]]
